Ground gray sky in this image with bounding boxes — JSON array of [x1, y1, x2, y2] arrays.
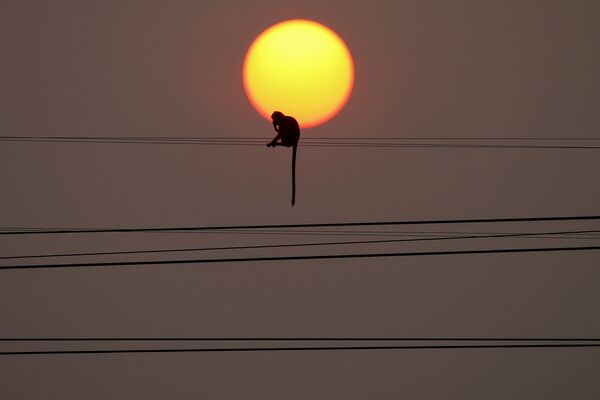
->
[[1, 0, 600, 398]]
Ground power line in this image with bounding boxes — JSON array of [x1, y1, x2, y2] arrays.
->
[[3, 136, 600, 140], [2, 337, 598, 341], [3, 142, 600, 149], [2, 136, 600, 143], [2, 245, 599, 271], [3, 215, 600, 236], [108, 228, 600, 239], [0, 228, 465, 239], [2, 229, 598, 261], [2, 343, 600, 356], [2, 137, 600, 149], [1, 227, 462, 239], [1, 227, 529, 238], [7, 226, 600, 239]]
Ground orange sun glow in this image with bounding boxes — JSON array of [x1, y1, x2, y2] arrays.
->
[[243, 19, 355, 129]]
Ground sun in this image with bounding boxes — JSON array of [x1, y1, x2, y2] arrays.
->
[[243, 19, 355, 129]]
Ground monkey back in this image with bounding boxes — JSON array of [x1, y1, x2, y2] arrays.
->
[[279, 115, 300, 147]]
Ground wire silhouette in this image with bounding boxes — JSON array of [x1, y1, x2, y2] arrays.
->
[[2, 136, 600, 149], [2, 228, 599, 261], [2, 215, 600, 235], [2, 343, 600, 356], [2, 245, 599, 271], [2, 337, 599, 341]]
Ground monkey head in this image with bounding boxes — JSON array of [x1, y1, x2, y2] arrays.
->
[[271, 111, 285, 124]]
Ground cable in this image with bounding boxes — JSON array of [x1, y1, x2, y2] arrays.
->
[[7, 227, 600, 238], [0, 228, 511, 238], [4, 141, 600, 149], [2, 229, 599, 261], [0, 227, 473, 238], [2, 343, 600, 356], [3, 136, 600, 140], [2, 245, 599, 271], [1, 138, 596, 143], [3, 215, 600, 236], [2, 137, 600, 149], [2, 337, 599, 341]]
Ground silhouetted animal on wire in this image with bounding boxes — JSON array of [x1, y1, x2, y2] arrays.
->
[[266, 111, 301, 206]]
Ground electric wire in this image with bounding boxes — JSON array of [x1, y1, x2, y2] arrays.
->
[[2, 229, 599, 261], [1, 337, 598, 341], [1, 245, 599, 271], [2, 343, 600, 356], [2, 215, 600, 236], [2, 136, 600, 149]]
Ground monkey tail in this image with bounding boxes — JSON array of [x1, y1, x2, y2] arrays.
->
[[291, 144, 297, 206]]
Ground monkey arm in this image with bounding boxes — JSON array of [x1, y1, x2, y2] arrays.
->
[[267, 124, 282, 147], [267, 131, 282, 147]]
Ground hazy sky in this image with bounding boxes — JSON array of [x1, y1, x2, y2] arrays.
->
[[1, 0, 600, 398]]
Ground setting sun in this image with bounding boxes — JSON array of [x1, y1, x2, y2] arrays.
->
[[243, 19, 355, 129]]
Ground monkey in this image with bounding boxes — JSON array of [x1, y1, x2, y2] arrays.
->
[[266, 111, 300, 206]]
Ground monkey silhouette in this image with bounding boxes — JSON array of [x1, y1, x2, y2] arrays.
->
[[266, 111, 300, 206]]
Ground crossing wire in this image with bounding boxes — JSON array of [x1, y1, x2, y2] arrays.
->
[[2, 136, 600, 149], [2, 343, 600, 356], [2, 215, 600, 236], [2, 228, 599, 261], [2, 337, 599, 341], [2, 245, 599, 271]]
